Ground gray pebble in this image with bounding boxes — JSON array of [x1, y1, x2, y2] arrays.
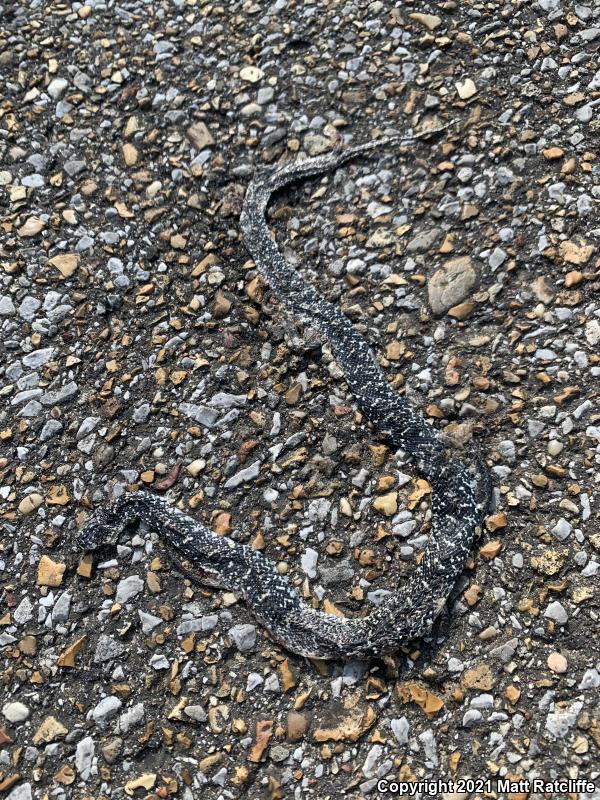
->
[[209, 391, 247, 409], [52, 592, 72, 624], [270, 744, 290, 763], [180, 402, 219, 427], [304, 133, 332, 156], [94, 634, 126, 663], [471, 693, 494, 710], [2, 701, 30, 723], [184, 705, 208, 722], [47, 78, 69, 99], [22, 348, 54, 368], [115, 575, 144, 604], [489, 637, 518, 662], [462, 709, 483, 727], [75, 735, 95, 780], [301, 547, 319, 578], [391, 716, 410, 745], [138, 610, 162, 633], [64, 159, 87, 177], [545, 700, 583, 738], [132, 403, 151, 423], [322, 433, 338, 455], [21, 174, 44, 188], [489, 247, 507, 270], [551, 518, 572, 541], [117, 702, 144, 733], [544, 600, 568, 625], [578, 668, 600, 689], [393, 520, 417, 538], [40, 381, 78, 406], [407, 229, 440, 253], [40, 420, 63, 442], [150, 654, 170, 670], [176, 614, 219, 636], [228, 623, 256, 652], [0, 296, 16, 315], [13, 597, 34, 625], [223, 460, 261, 489], [418, 729, 438, 767], [76, 417, 100, 440], [18, 296, 42, 321], [6, 784, 32, 800], [246, 672, 263, 691], [92, 696, 122, 727], [257, 87, 274, 104]]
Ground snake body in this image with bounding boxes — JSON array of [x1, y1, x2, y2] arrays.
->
[[79, 134, 491, 659]]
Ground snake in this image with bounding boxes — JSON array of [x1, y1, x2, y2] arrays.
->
[[79, 130, 492, 659]]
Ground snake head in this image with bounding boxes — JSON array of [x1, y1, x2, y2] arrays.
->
[[76, 507, 124, 552]]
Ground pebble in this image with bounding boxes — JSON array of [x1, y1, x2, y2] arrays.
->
[[223, 460, 261, 489], [391, 716, 410, 745], [40, 381, 78, 406], [488, 247, 507, 270], [150, 654, 170, 670], [544, 601, 568, 625], [13, 597, 34, 624], [228, 624, 256, 652], [407, 229, 440, 253], [22, 347, 54, 368], [64, 159, 87, 177], [410, 732, 434, 769], [585, 319, 600, 346], [18, 296, 42, 321], [187, 122, 214, 150], [579, 668, 600, 689], [115, 575, 144, 604], [2, 701, 30, 723], [304, 133, 332, 156], [547, 652, 568, 673], [409, 12, 441, 30], [116, 703, 144, 733], [32, 716, 67, 745], [462, 709, 483, 727], [0, 295, 16, 315], [183, 705, 208, 722], [138, 610, 162, 633], [545, 700, 583, 738], [551, 518, 572, 541], [75, 736, 95, 780], [93, 635, 126, 663], [239, 66, 263, 83], [46, 78, 69, 100], [176, 614, 218, 636], [489, 637, 518, 662], [300, 547, 319, 578], [428, 256, 477, 315], [6, 785, 32, 800], [287, 712, 308, 741], [92, 696, 122, 727], [372, 491, 398, 516], [52, 591, 72, 624], [456, 78, 477, 99], [179, 403, 219, 427]]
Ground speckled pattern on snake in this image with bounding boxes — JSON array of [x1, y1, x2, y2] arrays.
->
[[79, 133, 492, 659]]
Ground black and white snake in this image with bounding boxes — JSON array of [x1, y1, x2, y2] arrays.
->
[[79, 132, 491, 659]]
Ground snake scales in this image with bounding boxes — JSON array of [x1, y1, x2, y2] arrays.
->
[[79, 132, 491, 659]]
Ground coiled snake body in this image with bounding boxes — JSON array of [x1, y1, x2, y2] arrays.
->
[[79, 134, 491, 659]]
